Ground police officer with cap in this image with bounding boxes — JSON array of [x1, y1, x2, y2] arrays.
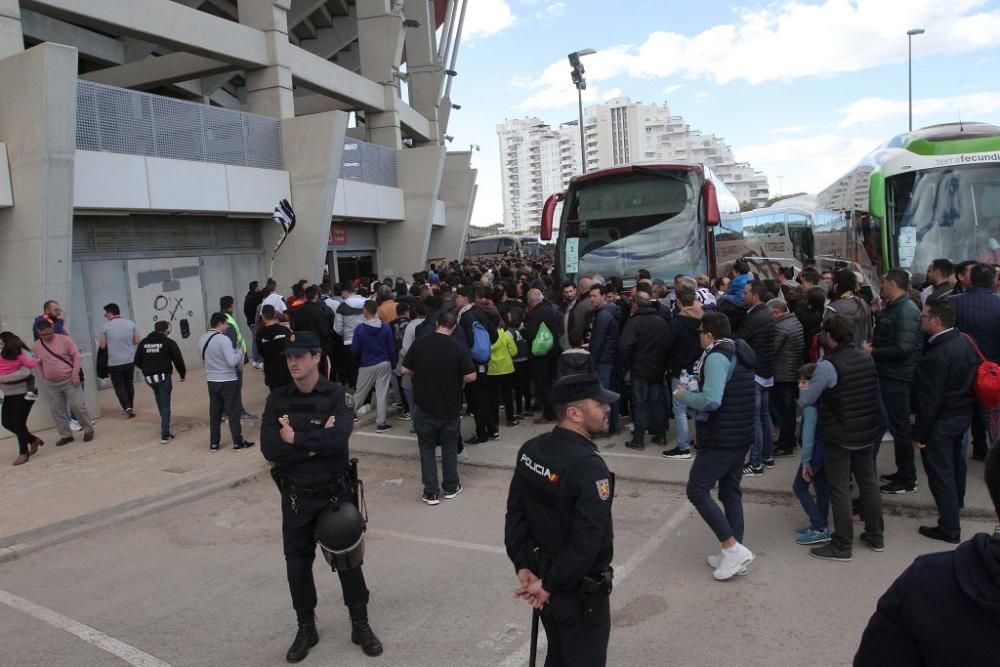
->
[[504, 373, 617, 666], [261, 331, 383, 662]]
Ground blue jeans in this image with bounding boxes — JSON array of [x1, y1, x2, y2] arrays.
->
[[750, 383, 773, 467], [876, 378, 916, 485], [148, 377, 173, 438], [793, 463, 829, 531], [595, 363, 620, 433], [686, 447, 747, 543], [413, 407, 461, 496], [670, 376, 691, 451], [630, 376, 665, 442], [919, 415, 970, 534]]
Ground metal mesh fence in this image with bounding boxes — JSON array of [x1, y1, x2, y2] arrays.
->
[[340, 140, 398, 187], [76, 81, 284, 170], [73, 217, 261, 257]]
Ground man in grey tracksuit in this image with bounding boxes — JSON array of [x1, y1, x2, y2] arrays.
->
[[198, 313, 255, 452]]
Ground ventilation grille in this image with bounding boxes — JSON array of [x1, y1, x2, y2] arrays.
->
[[76, 80, 284, 170], [74, 217, 261, 257]]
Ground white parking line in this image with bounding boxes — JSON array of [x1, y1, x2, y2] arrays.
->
[[0, 588, 172, 667], [370, 528, 507, 555], [496, 503, 692, 667]]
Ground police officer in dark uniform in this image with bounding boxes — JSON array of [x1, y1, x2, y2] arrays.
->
[[504, 373, 617, 667], [261, 331, 383, 662]]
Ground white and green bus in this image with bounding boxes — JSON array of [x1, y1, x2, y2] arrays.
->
[[818, 121, 1000, 282]]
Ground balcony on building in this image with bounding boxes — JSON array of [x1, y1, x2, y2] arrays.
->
[[74, 81, 404, 222]]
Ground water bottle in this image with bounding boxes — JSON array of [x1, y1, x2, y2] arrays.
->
[[687, 371, 699, 393], [679, 370, 689, 390]]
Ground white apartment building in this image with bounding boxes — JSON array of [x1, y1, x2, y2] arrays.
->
[[499, 97, 769, 232], [497, 117, 580, 232]]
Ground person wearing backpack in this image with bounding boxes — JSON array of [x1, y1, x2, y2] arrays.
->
[[525, 288, 560, 425], [455, 286, 499, 444], [951, 262, 1000, 461], [507, 306, 533, 420], [912, 299, 980, 544], [823, 269, 872, 350]]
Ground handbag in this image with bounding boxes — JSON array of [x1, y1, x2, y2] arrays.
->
[[96, 346, 109, 379]]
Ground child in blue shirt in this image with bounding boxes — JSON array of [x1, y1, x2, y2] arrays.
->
[[793, 363, 830, 545]]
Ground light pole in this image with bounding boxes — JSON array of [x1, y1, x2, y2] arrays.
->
[[907, 28, 925, 132], [568, 49, 596, 173]]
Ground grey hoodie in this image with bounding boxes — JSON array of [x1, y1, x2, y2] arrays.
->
[[197, 329, 243, 382], [335, 294, 367, 344]]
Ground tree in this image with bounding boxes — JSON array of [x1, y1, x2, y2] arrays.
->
[[739, 200, 756, 212], [764, 192, 808, 208]]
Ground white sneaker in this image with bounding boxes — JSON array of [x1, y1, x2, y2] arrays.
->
[[707, 553, 749, 576], [357, 404, 372, 415], [69, 418, 82, 432], [457, 450, 469, 463], [713, 544, 754, 581]]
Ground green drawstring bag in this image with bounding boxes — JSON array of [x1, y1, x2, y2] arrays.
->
[[531, 322, 554, 357]]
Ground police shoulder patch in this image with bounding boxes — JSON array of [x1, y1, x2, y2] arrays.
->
[[344, 392, 354, 408], [596, 478, 610, 501]]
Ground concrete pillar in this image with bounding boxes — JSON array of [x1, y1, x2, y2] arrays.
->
[[240, 0, 295, 118], [429, 151, 477, 262], [378, 145, 445, 277], [269, 110, 349, 288], [402, 0, 442, 144], [0, 0, 23, 60], [0, 43, 81, 431], [357, 0, 403, 149]]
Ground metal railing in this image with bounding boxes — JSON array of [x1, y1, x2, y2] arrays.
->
[[76, 80, 284, 170], [340, 139, 398, 187]]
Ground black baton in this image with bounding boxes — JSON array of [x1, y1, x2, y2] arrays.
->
[[529, 608, 539, 667]]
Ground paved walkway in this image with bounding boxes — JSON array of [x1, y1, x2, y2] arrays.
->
[[1, 370, 995, 561]]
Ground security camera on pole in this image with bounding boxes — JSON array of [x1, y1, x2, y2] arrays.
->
[[568, 49, 597, 174]]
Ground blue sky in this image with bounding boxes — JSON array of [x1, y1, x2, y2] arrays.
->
[[442, 0, 1000, 226]]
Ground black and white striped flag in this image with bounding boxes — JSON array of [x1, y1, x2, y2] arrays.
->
[[269, 198, 296, 276]]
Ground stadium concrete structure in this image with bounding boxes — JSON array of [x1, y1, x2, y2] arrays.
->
[[0, 0, 477, 383], [498, 96, 769, 232]]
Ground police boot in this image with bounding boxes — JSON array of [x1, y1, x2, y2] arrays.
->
[[349, 605, 383, 657], [286, 613, 319, 663]]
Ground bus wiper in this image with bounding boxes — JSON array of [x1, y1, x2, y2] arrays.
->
[[630, 165, 690, 184]]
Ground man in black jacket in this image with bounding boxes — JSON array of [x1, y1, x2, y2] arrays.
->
[[618, 292, 669, 450], [662, 286, 704, 460], [855, 446, 1000, 666], [133, 321, 186, 444], [292, 286, 336, 378], [913, 299, 980, 544], [736, 280, 776, 476], [527, 288, 561, 425], [456, 286, 499, 444], [798, 314, 884, 562], [867, 269, 922, 494], [261, 332, 382, 661]]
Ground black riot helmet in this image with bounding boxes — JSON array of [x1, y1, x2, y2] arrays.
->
[[315, 501, 366, 571]]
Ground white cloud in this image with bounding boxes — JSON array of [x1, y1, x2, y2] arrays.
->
[[735, 134, 882, 197], [517, 0, 1000, 109], [534, 2, 564, 20], [464, 0, 516, 40], [839, 91, 1000, 128], [662, 84, 682, 95]]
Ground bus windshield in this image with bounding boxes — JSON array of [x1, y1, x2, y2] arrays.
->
[[889, 164, 1000, 272], [559, 170, 702, 281]]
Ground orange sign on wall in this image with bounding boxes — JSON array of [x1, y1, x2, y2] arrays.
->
[[329, 224, 348, 246]]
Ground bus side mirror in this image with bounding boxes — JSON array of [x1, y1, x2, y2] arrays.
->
[[703, 180, 721, 226], [540, 192, 564, 241]]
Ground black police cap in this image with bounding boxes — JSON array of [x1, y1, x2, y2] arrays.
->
[[280, 331, 323, 355], [550, 373, 619, 407]]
